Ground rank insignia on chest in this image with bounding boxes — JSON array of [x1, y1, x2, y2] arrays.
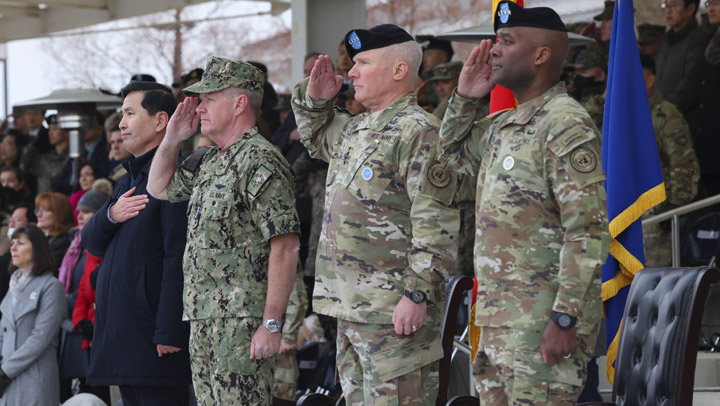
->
[[362, 167, 373, 180], [427, 163, 451, 188], [570, 147, 597, 173], [502, 156, 515, 171]]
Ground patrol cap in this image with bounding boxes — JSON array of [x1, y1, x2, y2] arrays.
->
[[344, 24, 415, 60], [494, 1, 568, 33], [183, 68, 204, 85], [593, 1, 615, 21], [183, 56, 265, 97], [637, 24, 665, 45], [45, 114, 58, 126], [429, 61, 463, 81], [568, 48, 605, 70], [416, 35, 454, 60]]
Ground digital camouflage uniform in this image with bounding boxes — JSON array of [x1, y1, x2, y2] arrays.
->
[[167, 125, 300, 405], [292, 77, 460, 405], [584, 91, 700, 266], [439, 83, 610, 405], [274, 266, 308, 401]]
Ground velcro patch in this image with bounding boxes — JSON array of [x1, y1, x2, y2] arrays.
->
[[247, 163, 275, 198]]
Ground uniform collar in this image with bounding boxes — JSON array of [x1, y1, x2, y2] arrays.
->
[[213, 126, 262, 175], [356, 93, 417, 132], [500, 82, 567, 127]]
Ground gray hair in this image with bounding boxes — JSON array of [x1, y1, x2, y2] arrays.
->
[[223, 87, 263, 115], [386, 40, 423, 81]]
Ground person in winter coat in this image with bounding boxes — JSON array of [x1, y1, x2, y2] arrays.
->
[[0, 225, 65, 406], [81, 80, 192, 405]]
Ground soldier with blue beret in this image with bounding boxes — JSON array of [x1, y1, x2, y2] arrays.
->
[[439, 1, 610, 404], [292, 23, 460, 405]]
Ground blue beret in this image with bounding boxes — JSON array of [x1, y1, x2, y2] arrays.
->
[[344, 24, 414, 60], [494, 1, 567, 33]]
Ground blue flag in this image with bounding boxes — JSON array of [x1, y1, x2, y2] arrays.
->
[[601, 0, 666, 384]]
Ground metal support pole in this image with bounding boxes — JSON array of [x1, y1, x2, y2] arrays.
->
[[671, 214, 681, 267]]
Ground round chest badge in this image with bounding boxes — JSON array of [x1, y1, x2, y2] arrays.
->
[[570, 147, 597, 173], [362, 168, 373, 180], [427, 163, 451, 188], [502, 156, 515, 171]]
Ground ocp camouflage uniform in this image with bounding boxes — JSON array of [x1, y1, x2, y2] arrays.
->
[[292, 77, 460, 405], [439, 83, 610, 405], [642, 91, 700, 266], [274, 265, 309, 401], [166, 127, 300, 406]]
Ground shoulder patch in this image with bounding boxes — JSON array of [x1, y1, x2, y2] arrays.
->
[[181, 146, 211, 173], [427, 162, 452, 188], [547, 127, 597, 157], [569, 147, 598, 173], [247, 163, 275, 198]]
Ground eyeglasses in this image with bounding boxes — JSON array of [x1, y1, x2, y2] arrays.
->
[[661, 1, 685, 8], [706, 0, 720, 6], [34, 208, 51, 215]]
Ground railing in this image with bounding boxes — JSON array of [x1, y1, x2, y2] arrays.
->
[[642, 194, 720, 267]]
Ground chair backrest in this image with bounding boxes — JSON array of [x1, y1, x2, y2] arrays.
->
[[296, 393, 335, 406], [444, 395, 480, 406], [613, 266, 720, 405], [681, 212, 720, 265], [438, 275, 474, 403]]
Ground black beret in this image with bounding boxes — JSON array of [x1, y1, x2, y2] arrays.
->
[[130, 73, 156, 82], [345, 24, 414, 60], [416, 35, 454, 59], [45, 114, 58, 126], [494, 1, 568, 33]]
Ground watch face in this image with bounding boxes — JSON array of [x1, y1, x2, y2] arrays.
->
[[411, 291, 424, 303], [559, 314, 571, 328], [264, 319, 281, 333]]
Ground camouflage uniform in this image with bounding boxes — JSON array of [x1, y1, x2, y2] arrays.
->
[[642, 91, 700, 266], [274, 266, 308, 401], [291, 77, 460, 405], [166, 125, 301, 405], [439, 83, 610, 404], [582, 94, 605, 131]]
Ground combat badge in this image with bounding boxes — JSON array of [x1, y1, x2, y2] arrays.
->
[[428, 163, 451, 188], [570, 147, 597, 173]]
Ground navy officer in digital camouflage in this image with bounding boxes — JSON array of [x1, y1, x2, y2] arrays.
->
[[438, 2, 610, 405], [147, 56, 301, 405], [292, 24, 460, 405]]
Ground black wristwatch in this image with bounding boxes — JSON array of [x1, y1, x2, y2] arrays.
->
[[404, 290, 427, 304], [551, 311, 577, 330]]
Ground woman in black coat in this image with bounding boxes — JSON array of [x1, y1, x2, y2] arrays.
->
[[34, 192, 75, 274]]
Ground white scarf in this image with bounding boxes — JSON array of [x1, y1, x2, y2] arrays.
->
[[9, 269, 33, 307]]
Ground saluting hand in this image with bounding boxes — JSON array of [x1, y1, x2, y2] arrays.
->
[[457, 39, 495, 99], [307, 55, 344, 100], [166, 96, 200, 143], [109, 187, 149, 223]]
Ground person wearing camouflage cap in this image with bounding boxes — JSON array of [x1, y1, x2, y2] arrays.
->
[[292, 23, 460, 405], [637, 23, 666, 57], [439, 1, 610, 404], [594, 1, 615, 42], [569, 48, 607, 104], [148, 56, 301, 405], [430, 60, 463, 118]]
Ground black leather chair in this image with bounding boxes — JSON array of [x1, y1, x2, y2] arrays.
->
[[579, 266, 720, 406], [681, 213, 720, 266], [445, 395, 479, 405], [296, 393, 335, 406], [437, 275, 474, 405]]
